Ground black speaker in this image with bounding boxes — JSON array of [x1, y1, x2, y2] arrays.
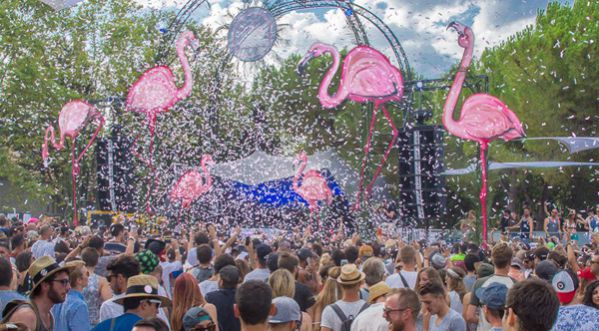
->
[[96, 125, 137, 212], [398, 125, 446, 226]]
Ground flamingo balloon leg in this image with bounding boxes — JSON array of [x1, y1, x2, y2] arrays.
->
[[42, 100, 105, 226], [297, 43, 403, 209], [442, 22, 525, 247], [126, 31, 198, 214], [480, 144, 489, 247]]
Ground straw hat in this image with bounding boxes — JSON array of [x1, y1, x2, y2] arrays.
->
[[113, 274, 172, 307], [337, 264, 365, 285], [367, 281, 392, 303], [28, 256, 84, 295]]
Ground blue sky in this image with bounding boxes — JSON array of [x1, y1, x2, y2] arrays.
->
[[138, 0, 574, 78]]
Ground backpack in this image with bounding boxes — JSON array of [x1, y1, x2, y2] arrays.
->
[[330, 302, 370, 331]]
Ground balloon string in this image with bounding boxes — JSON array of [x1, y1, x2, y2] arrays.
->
[[71, 143, 79, 227]]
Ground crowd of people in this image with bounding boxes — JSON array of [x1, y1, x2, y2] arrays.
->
[[0, 211, 597, 331]]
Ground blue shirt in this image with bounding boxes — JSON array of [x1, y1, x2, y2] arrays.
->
[[0, 290, 26, 318], [92, 312, 142, 331], [551, 304, 599, 331], [52, 289, 90, 331]]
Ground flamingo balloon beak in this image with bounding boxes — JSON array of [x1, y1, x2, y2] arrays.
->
[[296, 52, 314, 76], [447, 21, 466, 36]]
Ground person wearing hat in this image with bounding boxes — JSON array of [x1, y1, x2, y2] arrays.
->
[[244, 244, 271, 283], [320, 264, 369, 331], [475, 282, 508, 331], [3, 256, 83, 331], [268, 296, 301, 331], [92, 274, 171, 331], [351, 281, 393, 331], [466, 243, 515, 329], [181, 306, 216, 331]]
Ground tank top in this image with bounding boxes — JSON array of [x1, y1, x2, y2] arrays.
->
[[82, 272, 102, 326], [2, 301, 52, 331], [547, 217, 559, 234]]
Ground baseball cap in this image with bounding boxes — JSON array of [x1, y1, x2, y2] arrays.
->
[[297, 248, 316, 261], [510, 257, 524, 270], [430, 253, 447, 270], [552, 270, 579, 304], [256, 244, 272, 261], [269, 296, 301, 324], [535, 260, 559, 281], [183, 306, 213, 330], [475, 282, 508, 310]]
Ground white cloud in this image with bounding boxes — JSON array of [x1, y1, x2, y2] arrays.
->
[[134, 0, 558, 78]]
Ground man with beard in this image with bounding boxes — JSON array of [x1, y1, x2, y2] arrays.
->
[[383, 288, 420, 331], [3, 256, 84, 331]]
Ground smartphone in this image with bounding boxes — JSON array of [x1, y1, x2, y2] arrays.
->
[[340, 259, 348, 266], [245, 236, 251, 246]]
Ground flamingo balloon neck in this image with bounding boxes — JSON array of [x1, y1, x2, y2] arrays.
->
[[442, 32, 475, 138], [176, 35, 194, 101], [318, 47, 345, 108]]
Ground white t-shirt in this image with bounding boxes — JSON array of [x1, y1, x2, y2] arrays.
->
[[385, 270, 417, 289], [350, 302, 388, 331], [199, 280, 219, 296], [160, 261, 182, 298], [320, 299, 368, 331], [31, 239, 55, 259]]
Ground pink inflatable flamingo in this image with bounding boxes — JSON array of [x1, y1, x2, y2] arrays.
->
[[170, 154, 214, 223], [42, 100, 105, 226], [126, 31, 198, 213], [297, 43, 403, 208], [443, 22, 525, 247], [292, 151, 333, 228]]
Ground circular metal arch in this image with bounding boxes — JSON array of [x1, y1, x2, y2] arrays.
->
[[156, 0, 412, 80]]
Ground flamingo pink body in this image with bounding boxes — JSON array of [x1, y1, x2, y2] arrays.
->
[[292, 151, 333, 228], [126, 31, 197, 213], [42, 100, 105, 226], [298, 43, 403, 208], [443, 22, 525, 247], [170, 155, 214, 222]]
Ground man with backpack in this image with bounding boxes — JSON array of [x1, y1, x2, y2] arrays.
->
[[320, 264, 369, 331]]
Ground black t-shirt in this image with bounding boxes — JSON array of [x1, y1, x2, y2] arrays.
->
[[500, 216, 510, 232], [206, 288, 240, 331], [294, 281, 315, 312]]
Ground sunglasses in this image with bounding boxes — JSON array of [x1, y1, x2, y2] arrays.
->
[[189, 323, 216, 331], [51, 279, 70, 287], [144, 299, 162, 308]]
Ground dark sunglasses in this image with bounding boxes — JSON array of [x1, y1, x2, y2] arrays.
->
[[189, 323, 216, 331]]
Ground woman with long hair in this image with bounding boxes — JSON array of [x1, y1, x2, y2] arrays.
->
[[415, 267, 443, 290], [170, 273, 218, 331], [445, 267, 467, 313], [309, 265, 341, 331], [268, 269, 312, 331], [582, 280, 599, 309]]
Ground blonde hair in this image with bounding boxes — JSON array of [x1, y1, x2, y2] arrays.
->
[[269, 269, 295, 298], [313, 266, 341, 314]]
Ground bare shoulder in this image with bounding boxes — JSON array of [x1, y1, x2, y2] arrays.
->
[[7, 305, 37, 329]]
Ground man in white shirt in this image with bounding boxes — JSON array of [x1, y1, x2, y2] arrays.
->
[[30, 225, 55, 259], [386, 246, 418, 289], [320, 264, 369, 331], [351, 282, 393, 331]]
